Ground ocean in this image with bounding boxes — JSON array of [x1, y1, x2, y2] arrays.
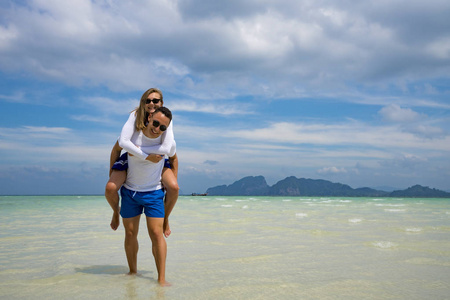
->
[[0, 195, 449, 299]]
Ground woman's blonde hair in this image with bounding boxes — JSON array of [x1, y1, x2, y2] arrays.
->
[[134, 88, 164, 131]]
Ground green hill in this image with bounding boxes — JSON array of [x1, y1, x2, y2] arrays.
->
[[206, 176, 450, 198]]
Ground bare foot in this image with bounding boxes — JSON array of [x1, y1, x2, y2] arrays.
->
[[127, 271, 138, 275], [163, 219, 171, 238], [110, 211, 120, 231], [158, 280, 172, 287]]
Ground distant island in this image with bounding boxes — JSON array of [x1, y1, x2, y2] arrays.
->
[[205, 176, 450, 198]]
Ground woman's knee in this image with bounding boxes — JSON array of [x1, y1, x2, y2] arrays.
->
[[105, 181, 120, 194], [165, 181, 179, 193], [162, 169, 179, 191], [106, 170, 126, 192]]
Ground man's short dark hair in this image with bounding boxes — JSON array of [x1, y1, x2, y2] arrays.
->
[[154, 107, 172, 122]]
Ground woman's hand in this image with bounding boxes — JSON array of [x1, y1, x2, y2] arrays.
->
[[146, 154, 164, 163]]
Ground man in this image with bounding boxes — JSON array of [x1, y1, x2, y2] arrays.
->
[[105, 88, 179, 237], [119, 107, 177, 286]]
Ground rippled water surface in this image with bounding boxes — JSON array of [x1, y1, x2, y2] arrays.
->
[[1, 196, 449, 299]]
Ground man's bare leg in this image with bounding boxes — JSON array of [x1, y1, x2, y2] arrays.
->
[[161, 168, 179, 238], [147, 217, 171, 286], [105, 170, 126, 230], [123, 215, 141, 274]]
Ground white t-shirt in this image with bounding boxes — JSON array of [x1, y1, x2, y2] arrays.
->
[[123, 130, 176, 192]]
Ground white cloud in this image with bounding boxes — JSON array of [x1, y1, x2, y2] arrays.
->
[[0, 91, 25, 103], [0, 126, 112, 165], [426, 36, 450, 59], [174, 118, 450, 181], [406, 124, 446, 139], [378, 104, 447, 139], [379, 104, 423, 123], [0, 126, 72, 141], [1, 0, 450, 194], [317, 167, 348, 174], [1, 0, 449, 99], [80, 96, 137, 115], [170, 101, 250, 115], [0, 23, 18, 52], [223, 121, 449, 151]]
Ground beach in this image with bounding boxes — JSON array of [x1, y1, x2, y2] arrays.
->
[[1, 195, 449, 299]]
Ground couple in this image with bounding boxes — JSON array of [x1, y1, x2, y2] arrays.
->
[[105, 88, 178, 287]]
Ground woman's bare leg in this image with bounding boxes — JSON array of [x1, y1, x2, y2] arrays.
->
[[161, 168, 179, 237], [105, 170, 127, 230]]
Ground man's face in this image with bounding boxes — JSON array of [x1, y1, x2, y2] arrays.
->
[[147, 112, 170, 138]]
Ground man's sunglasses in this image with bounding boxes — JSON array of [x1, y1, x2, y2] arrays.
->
[[152, 120, 167, 131], [146, 98, 161, 104]]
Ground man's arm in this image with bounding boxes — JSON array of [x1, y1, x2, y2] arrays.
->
[[109, 140, 123, 177]]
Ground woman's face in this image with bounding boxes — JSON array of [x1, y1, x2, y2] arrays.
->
[[145, 92, 163, 114]]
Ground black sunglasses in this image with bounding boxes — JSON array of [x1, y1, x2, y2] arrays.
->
[[152, 120, 167, 131], [146, 98, 161, 104]]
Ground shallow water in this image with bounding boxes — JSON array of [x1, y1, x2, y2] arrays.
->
[[1, 196, 449, 299]]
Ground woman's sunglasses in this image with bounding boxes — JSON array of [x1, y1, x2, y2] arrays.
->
[[152, 120, 167, 131], [146, 98, 161, 104]]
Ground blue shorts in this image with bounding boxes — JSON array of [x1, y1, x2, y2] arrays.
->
[[164, 158, 171, 169], [120, 186, 165, 218], [112, 153, 170, 171], [112, 153, 128, 171]]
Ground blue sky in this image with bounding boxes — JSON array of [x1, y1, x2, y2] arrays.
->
[[1, 0, 449, 195]]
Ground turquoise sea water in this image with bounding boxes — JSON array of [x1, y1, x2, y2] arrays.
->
[[0, 195, 449, 299]]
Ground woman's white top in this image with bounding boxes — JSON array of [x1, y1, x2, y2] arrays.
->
[[118, 112, 175, 160]]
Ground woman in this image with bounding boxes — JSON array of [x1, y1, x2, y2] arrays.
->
[[105, 88, 179, 237]]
